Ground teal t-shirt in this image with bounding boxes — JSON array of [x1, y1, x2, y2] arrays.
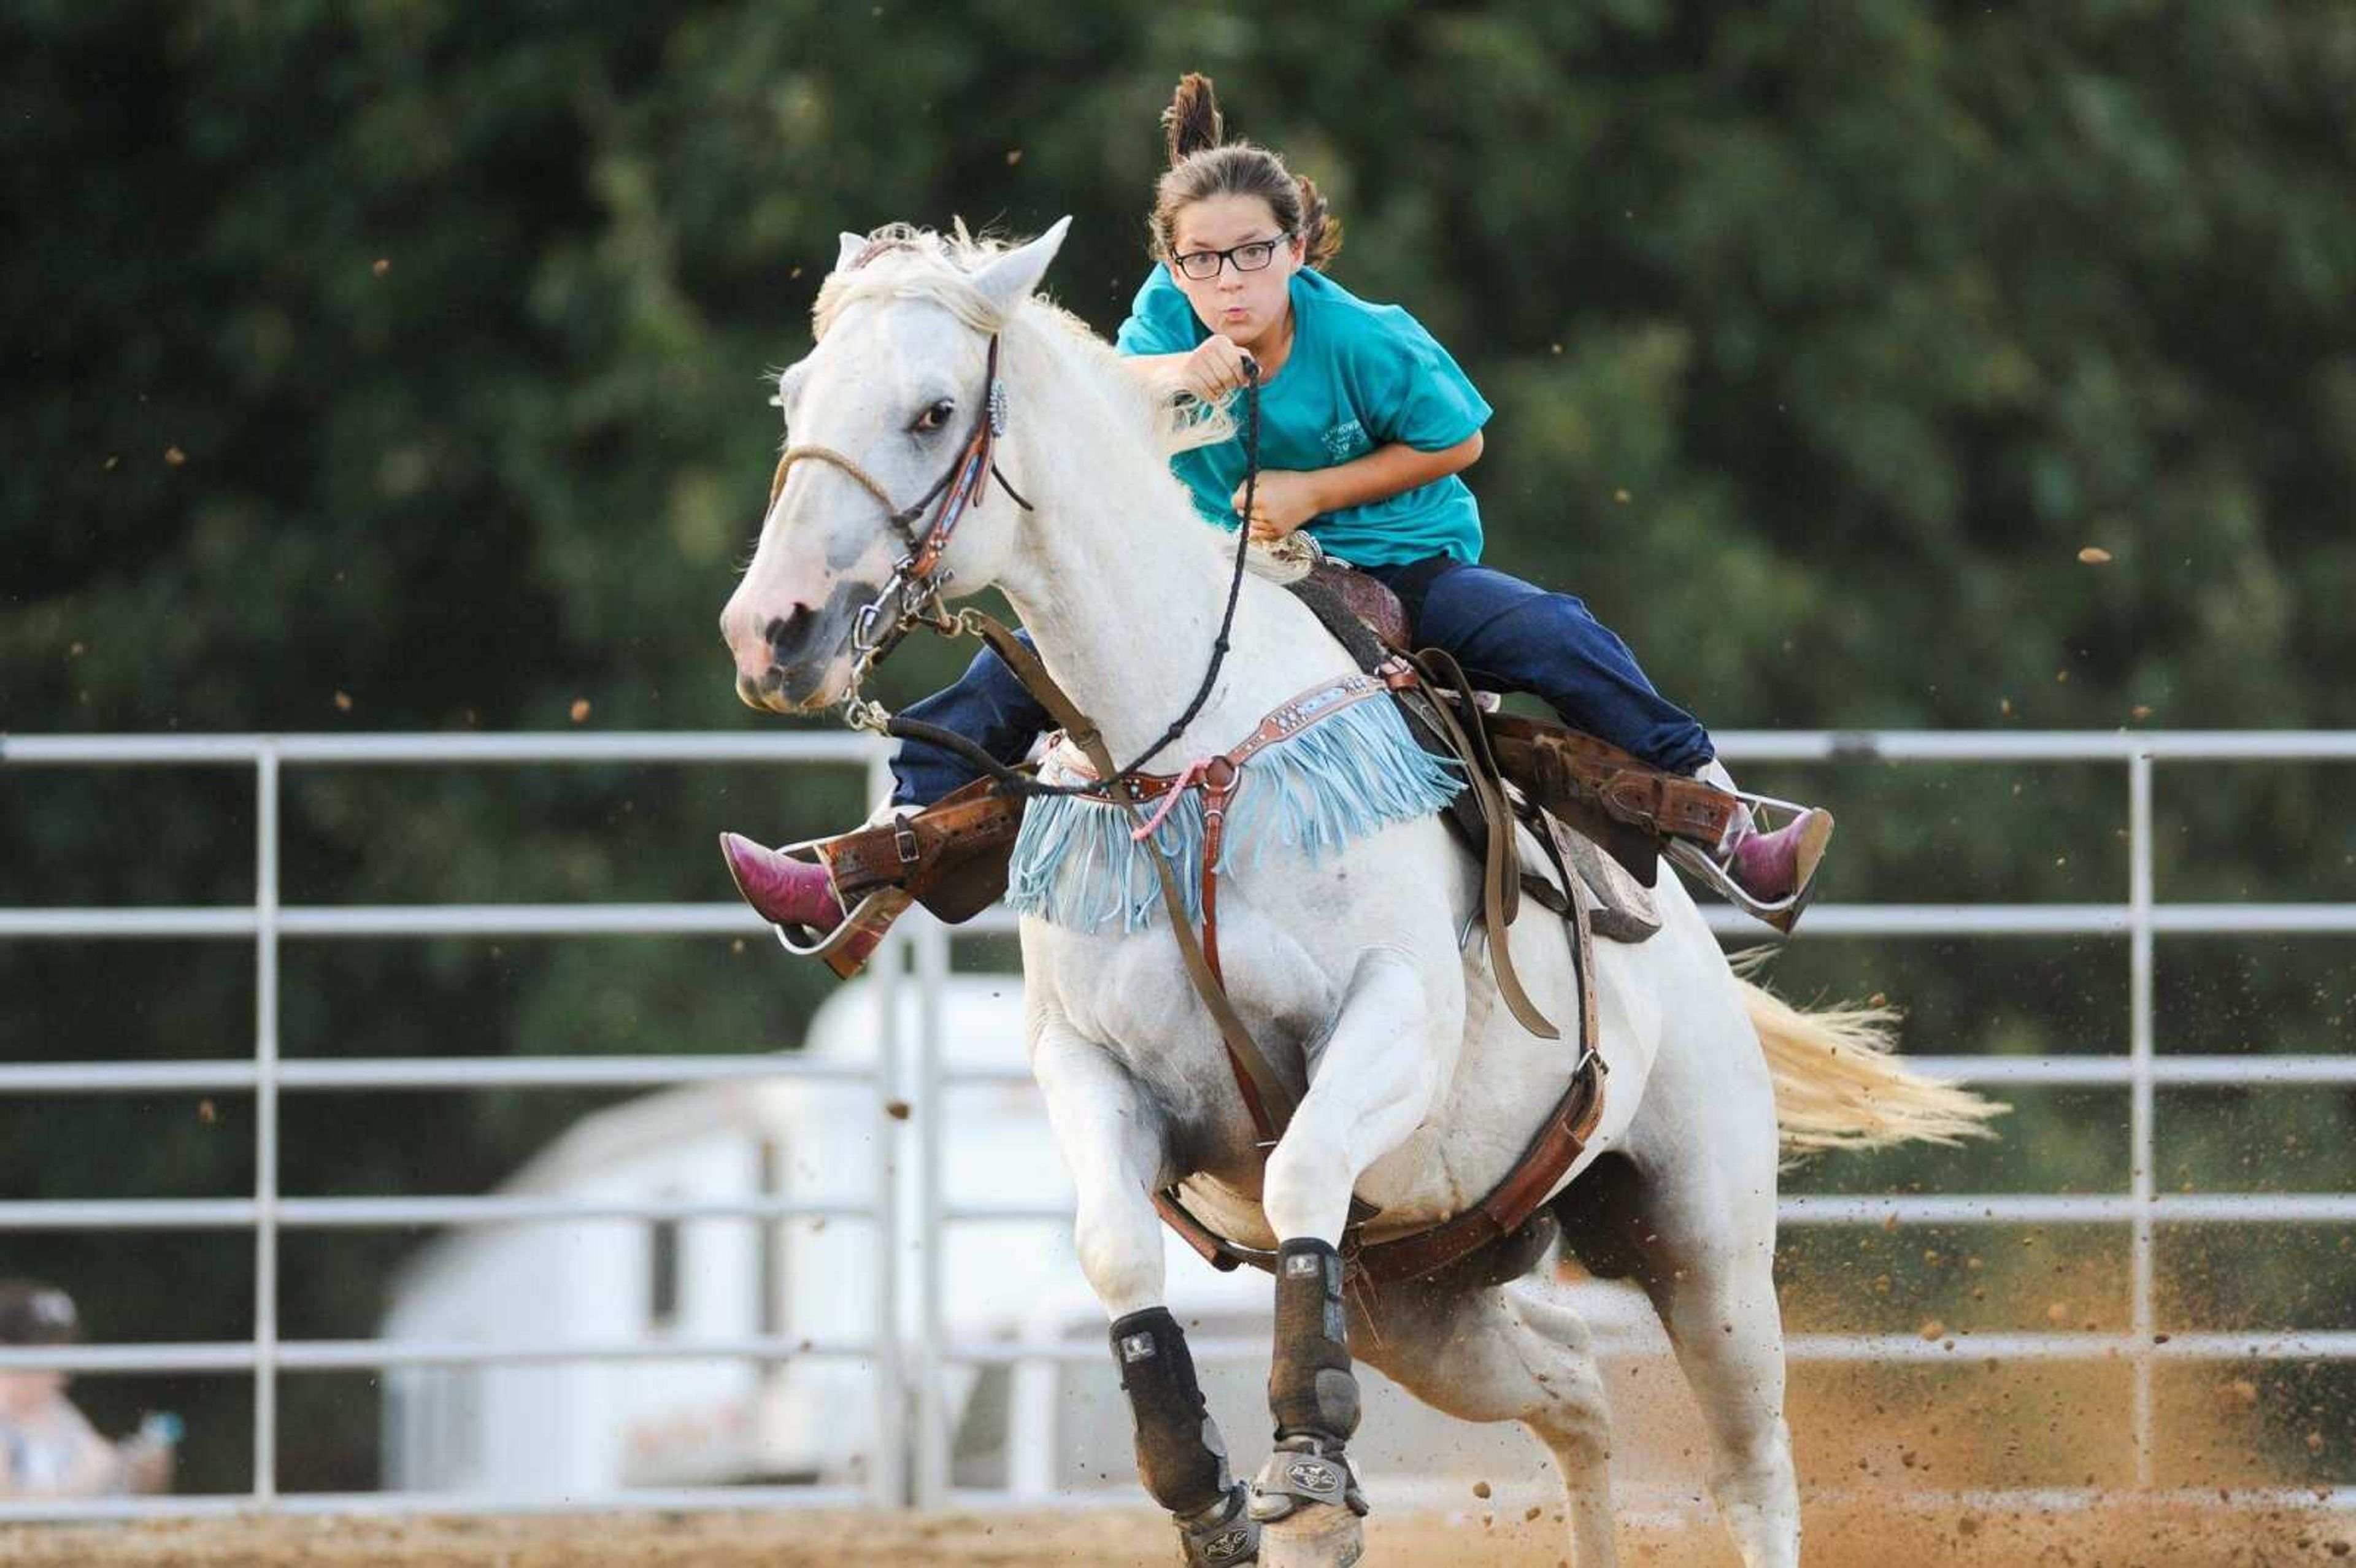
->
[[1113, 266, 1491, 569]]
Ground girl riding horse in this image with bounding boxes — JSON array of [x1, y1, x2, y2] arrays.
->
[[722, 73, 1831, 961]]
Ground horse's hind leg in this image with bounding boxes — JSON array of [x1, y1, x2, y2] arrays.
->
[[1641, 1207, 1798, 1568], [1613, 1020, 1801, 1568], [1358, 1274, 1622, 1567], [1033, 1023, 1257, 1565]]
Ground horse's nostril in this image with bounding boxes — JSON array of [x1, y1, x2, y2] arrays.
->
[[764, 606, 815, 655]]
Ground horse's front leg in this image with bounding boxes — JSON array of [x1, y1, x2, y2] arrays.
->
[[1032, 1020, 1258, 1566], [1250, 947, 1458, 1566]]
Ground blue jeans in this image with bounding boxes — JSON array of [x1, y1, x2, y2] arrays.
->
[[888, 558, 1714, 805]]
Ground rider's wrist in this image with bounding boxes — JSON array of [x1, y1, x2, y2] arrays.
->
[[1299, 472, 1336, 518]]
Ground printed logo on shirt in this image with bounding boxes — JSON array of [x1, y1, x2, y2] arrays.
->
[[1322, 419, 1370, 463]]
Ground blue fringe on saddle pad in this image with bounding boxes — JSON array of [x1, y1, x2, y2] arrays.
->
[[1004, 694, 1462, 934]]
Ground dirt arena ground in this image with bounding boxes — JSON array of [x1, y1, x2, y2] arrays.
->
[[8, 1255, 2344, 1564], [10, 1331, 2349, 1564], [4, 1497, 2352, 1567]]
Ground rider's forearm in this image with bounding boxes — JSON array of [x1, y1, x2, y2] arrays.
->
[[1307, 432, 1484, 514]]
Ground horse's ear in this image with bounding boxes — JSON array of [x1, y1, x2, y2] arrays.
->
[[836, 232, 868, 273], [969, 215, 1072, 320]]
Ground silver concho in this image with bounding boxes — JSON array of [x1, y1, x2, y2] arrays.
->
[[1204, 1527, 1251, 1561]]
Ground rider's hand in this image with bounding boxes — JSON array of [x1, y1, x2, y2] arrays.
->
[[1235, 470, 1325, 542], [1173, 334, 1258, 402]]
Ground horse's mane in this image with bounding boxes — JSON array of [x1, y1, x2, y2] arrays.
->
[[810, 221, 1234, 466]]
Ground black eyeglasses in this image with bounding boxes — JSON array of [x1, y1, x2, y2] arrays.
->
[[1170, 233, 1293, 281]]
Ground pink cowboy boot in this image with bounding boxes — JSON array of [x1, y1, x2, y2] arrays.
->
[[1684, 760, 1835, 932], [1725, 807, 1836, 910], [719, 833, 845, 931], [720, 782, 1023, 978], [718, 832, 906, 980]]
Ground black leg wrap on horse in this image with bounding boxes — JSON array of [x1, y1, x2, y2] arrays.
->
[[1268, 1238, 1360, 1443], [1111, 1307, 1234, 1518]]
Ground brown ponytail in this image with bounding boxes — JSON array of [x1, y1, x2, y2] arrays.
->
[[1161, 71, 1223, 166], [1150, 74, 1344, 272]]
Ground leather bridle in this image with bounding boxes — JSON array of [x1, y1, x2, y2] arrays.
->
[[771, 245, 1266, 796], [766, 331, 1033, 731]]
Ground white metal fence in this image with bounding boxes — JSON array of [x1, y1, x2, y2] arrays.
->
[[2, 728, 2351, 1520]]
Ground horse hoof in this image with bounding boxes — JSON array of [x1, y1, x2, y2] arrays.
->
[[1253, 1502, 1363, 1568], [1248, 1445, 1368, 1522], [1248, 1446, 1366, 1567]]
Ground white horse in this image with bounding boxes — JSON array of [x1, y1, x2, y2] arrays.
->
[[720, 219, 1993, 1568]]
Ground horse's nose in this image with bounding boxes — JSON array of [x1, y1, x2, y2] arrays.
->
[[723, 601, 814, 685], [726, 626, 774, 686]]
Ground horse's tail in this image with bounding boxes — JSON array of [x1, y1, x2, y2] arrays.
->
[[1731, 955, 2005, 1158]]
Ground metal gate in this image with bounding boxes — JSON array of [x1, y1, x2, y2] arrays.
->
[[3, 729, 2351, 1520]]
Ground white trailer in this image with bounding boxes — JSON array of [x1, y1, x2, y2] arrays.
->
[[382, 976, 1045, 1494]]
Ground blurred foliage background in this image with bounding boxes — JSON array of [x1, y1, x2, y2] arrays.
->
[[2, 0, 2351, 1496]]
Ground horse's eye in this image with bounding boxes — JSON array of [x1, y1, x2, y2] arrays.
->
[[912, 399, 955, 434]]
